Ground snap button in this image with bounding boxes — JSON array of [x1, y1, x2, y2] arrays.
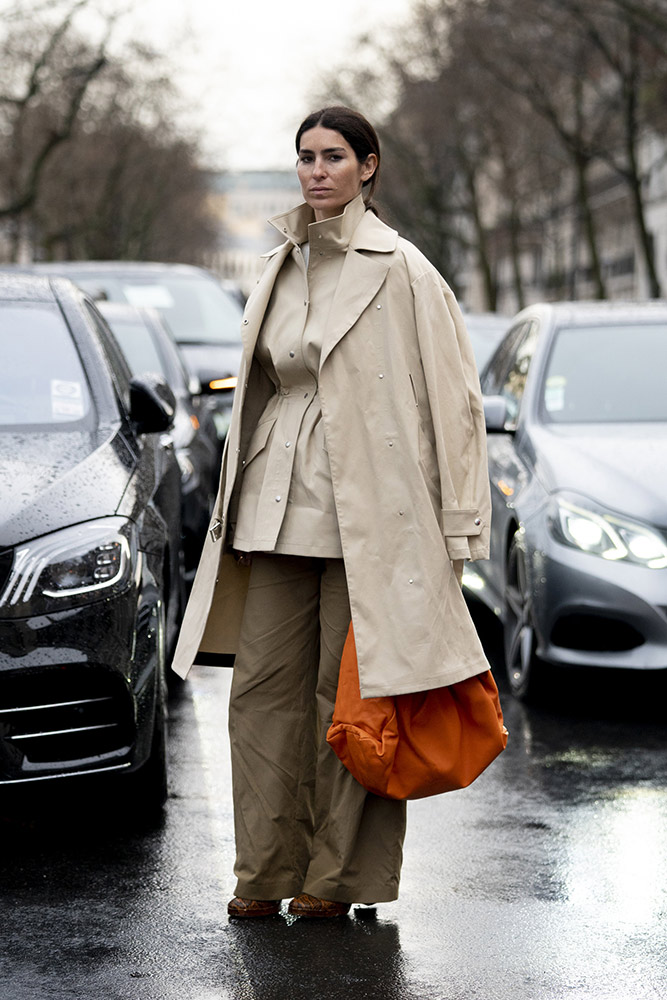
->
[[285, 441, 291, 448], [378, 373, 384, 379], [243, 318, 248, 325], [388, 441, 393, 447], [399, 510, 404, 516], [289, 351, 295, 358], [408, 578, 414, 584], [377, 304, 382, 309], [275, 495, 282, 502], [474, 517, 482, 526]]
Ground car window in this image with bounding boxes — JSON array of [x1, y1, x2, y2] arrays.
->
[[84, 302, 132, 414], [0, 302, 94, 428], [500, 322, 539, 426], [481, 321, 539, 427], [481, 323, 528, 395], [542, 323, 667, 423]]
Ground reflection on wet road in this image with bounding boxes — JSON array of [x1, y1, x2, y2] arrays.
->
[[1, 607, 666, 999]]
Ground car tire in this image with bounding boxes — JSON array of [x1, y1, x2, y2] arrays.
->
[[504, 530, 546, 701], [124, 605, 169, 815]]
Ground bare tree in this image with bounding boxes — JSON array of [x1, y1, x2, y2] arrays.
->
[[0, 0, 109, 250], [0, 5, 218, 265]]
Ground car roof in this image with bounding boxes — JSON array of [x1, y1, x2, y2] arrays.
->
[[31, 261, 217, 280], [513, 299, 667, 326], [0, 272, 59, 302]]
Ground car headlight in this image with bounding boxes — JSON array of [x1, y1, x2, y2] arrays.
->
[[549, 496, 667, 569], [0, 517, 139, 618]]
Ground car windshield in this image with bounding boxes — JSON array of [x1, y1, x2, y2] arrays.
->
[[542, 323, 667, 424], [71, 273, 243, 346], [0, 303, 93, 428]]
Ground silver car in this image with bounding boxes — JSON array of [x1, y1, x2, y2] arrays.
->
[[467, 301, 667, 700]]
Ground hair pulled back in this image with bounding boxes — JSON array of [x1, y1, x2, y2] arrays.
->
[[295, 105, 381, 209]]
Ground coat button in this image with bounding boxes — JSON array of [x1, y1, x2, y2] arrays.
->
[[388, 441, 393, 447], [399, 510, 404, 516], [377, 304, 382, 309], [275, 495, 282, 502], [285, 441, 291, 448], [289, 351, 295, 358], [243, 319, 248, 325], [378, 373, 384, 379], [474, 517, 482, 526], [408, 578, 414, 584]]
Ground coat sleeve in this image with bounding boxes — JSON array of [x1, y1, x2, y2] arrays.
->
[[411, 269, 491, 561]]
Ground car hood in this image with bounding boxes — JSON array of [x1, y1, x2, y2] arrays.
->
[[0, 428, 135, 548], [531, 423, 667, 526]]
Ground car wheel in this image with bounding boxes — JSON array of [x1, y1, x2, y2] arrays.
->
[[124, 606, 169, 815], [129, 676, 168, 815], [504, 531, 544, 701]]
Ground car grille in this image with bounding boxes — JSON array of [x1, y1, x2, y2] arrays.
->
[[550, 613, 644, 653], [0, 665, 135, 781]]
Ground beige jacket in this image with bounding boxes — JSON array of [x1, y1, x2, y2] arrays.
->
[[172, 201, 492, 697]]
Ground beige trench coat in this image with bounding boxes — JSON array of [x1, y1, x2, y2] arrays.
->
[[171, 205, 492, 697]]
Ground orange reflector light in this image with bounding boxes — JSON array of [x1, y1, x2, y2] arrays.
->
[[497, 479, 514, 497], [209, 376, 238, 391], [190, 414, 200, 430]]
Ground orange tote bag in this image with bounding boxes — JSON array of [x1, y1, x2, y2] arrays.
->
[[326, 624, 508, 800]]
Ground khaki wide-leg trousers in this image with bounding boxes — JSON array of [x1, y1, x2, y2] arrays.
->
[[228, 553, 407, 904]]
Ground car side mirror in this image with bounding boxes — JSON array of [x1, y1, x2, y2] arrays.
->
[[483, 395, 509, 433], [130, 374, 176, 433]]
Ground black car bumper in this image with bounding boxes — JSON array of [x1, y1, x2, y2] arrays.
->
[[0, 586, 161, 783]]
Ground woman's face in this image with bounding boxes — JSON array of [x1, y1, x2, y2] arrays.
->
[[297, 126, 377, 222]]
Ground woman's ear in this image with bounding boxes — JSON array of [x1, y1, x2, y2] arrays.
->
[[361, 153, 378, 183]]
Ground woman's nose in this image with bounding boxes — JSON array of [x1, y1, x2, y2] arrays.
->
[[312, 158, 327, 177]]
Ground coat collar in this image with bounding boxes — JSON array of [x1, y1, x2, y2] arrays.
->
[[247, 195, 399, 371], [264, 193, 398, 256]]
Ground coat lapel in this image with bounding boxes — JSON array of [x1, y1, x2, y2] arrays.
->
[[320, 250, 391, 368]]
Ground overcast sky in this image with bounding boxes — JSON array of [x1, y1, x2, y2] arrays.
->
[[117, 0, 415, 172]]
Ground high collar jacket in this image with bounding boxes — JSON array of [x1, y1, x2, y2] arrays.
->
[[172, 199, 492, 698]]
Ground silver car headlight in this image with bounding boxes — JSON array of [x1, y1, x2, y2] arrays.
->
[[549, 495, 667, 569], [0, 517, 139, 618]]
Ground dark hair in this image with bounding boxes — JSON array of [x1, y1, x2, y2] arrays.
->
[[295, 105, 381, 209]]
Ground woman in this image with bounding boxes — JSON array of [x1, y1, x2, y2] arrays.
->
[[172, 106, 491, 919]]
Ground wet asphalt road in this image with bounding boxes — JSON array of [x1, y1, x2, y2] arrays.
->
[[1, 605, 667, 1000]]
